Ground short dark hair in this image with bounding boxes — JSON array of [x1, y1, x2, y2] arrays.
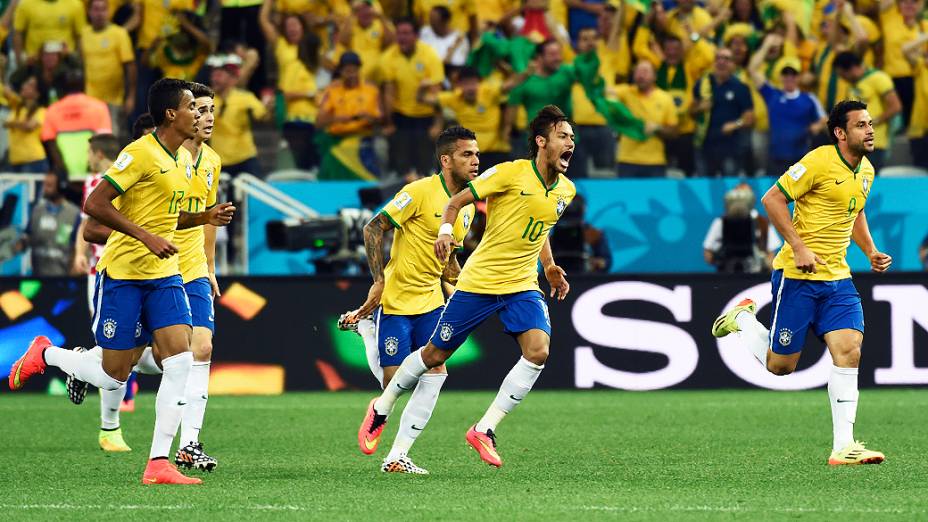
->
[[457, 66, 480, 81], [431, 5, 451, 23], [534, 38, 560, 58], [435, 126, 477, 162], [189, 82, 214, 99], [57, 68, 85, 96], [148, 78, 191, 126], [132, 113, 156, 140], [827, 99, 868, 143], [394, 16, 419, 33], [88, 133, 121, 161], [528, 105, 569, 158], [833, 51, 862, 72]]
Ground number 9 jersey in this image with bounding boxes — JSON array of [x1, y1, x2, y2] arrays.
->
[[96, 133, 195, 280], [457, 159, 576, 295]]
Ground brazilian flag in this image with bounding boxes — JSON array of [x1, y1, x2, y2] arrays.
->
[[466, 32, 536, 77], [315, 132, 379, 181], [572, 51, 648, 141]]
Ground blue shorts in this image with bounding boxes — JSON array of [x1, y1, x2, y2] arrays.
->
[[768, 270, 865, 355], [375, 306, 444, 367], [185, 277, 215, 332], [430, 290, 551, 350], [91, 271, 192, 350]]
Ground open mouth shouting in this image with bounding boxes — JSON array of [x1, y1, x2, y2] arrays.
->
[[558, 149, 573, 171]]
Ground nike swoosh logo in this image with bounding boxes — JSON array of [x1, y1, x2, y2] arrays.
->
[[411, 425, 424, 431], [836, 399, 857, 403], [509, 395, 523, 402], [520, 191, 532, 196], [364, 438, 377, 450], [397, 383, 413, 391], [835, 179, 847, 185], [476, 438, 499, 459], [13, 361, 23, 388], [160, 168, 170, 174], [177, 401, 187, 406], [434, 213, 442, 218], [144, 478, 157, 483]]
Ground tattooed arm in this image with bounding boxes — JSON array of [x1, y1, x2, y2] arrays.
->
[[347, 213, 393, 320]]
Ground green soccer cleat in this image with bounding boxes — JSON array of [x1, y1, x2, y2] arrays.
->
[[711, 299, 757, 338], [99, 428, 132, 452]]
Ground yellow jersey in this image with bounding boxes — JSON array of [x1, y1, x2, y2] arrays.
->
[[380, 174, 474, 315], [331, 19, 387, 82], [879, 5, 928, 78], [459, 159, 576, 294], [7, 106, 46, 165], [176, 144, 221, 283], [847, 69, 895, 150], [274, 37, 298, 88], [665, 6, 713, 40], [280, 60, 317, 122], [211, 89, 267, 165], [82, 24, 135, 105], [137, 0, 191, 49], [772, 145, 875, 281], [436, 81, 509, 153], [615, 85, 677, 165], [380, 41, 445, 118], [97, 133, 195, 280], [13, 0, 85, 58], [908, 56, 928, 139]]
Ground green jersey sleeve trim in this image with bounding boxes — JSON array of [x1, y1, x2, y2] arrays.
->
[[468, 181, 481, 201], [103, 174, 125, 194], [776, 181, 793, 202], [380, 209, 401, 229]]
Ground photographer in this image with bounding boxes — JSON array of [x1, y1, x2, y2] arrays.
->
[[702, 183, 780, 273]]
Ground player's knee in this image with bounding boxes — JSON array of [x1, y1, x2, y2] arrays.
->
[[420, 344, 449, 368], [766, 361, 796, 376], [523, 344, 549, 366], [833, 346, 861, 368], [192, 339, 213, 362], [426, 363, 447, 375]]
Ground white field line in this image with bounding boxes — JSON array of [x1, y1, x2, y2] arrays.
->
[[580, 505, 922, 515]]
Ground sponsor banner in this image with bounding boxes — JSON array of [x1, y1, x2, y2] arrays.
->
[[0, 275, 925, 392]]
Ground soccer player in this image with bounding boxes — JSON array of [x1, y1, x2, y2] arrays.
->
[[358, 105, 575, 468], [712, 100, 891, 466], [8, 78, 234, 485], [343, 126, 478, 474]]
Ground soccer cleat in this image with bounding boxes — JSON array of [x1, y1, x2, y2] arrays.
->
[[828, 441, 885, 466], [358, 398, 388, 455], [65, 346, 90, 404], [141, 458, 203, 485], [466, 425, 502, 468], [711, 299, 757, 338], [337, 311, 372, 335], [99, 428, 132, 452], [9, 335, 50, 390], [175, 442, 218, 472], [382, 456, 429, 475]]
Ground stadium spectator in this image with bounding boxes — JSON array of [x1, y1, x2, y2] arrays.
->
[[36, 41, 73, 104], [333, 0, 395, 82], [12, 0, 84, 66], [505, 0, 570, 43], [568, 26, 616, 178], [40, 69, 111, 190], [656, 35, 708, 177], [615, 60, 677, 177], [691, 47, 754, 177], [209, 57, 270, 177], [380, 17, 444, 177], [833, 51, 901, 173], [220, 0, 266, 92], [412, 0, 476, 40], [419, 5, 470, 73], [566, 0, 605, 42], [17, 172, 80, 276], [504, 39, 574, 146], [260, 0, 311, 88], [4, 70, 48, 173], [878, 0, 928, 128], [657, 0, 725, 45], [426, 66, 511, 169], [220, 41, 262, 90], [702, 183, 781, 274], [903, 32, 928, 169], [806, 1, 869, 117], [145, 14, 212, 81], [82, 0, 136, 140], [279, 32, 321, 171], [748, 34, 827, 176]]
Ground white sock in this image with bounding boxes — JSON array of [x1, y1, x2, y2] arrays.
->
[[735, 311, 770, 367], [180, 362, 211, 446], [476, 357, 544, 433], [358, 318, 383, 387], [134, 347, 162, 375], [44, 346, 123, 390], [828, 365, 859, 452], [374, 350, 428, 416], [100, 384, 126, 430], [149, 352, 193, 459], [386, 373, 447, 462]]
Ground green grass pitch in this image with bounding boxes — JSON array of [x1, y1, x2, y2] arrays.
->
[[1, 389, 926, 521]]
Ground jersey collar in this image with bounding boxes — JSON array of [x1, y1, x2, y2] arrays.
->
[[531, 160, 559, 195], [437, 172, 451, 197], [833, 144, 861, 175], [194, 149, 203, 172], [151, 133, 178, 163]]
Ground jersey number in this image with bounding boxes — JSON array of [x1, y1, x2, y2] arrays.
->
[[168, 190, 185, 213], [846, 196, 857, 217], [521, 217, 546, 242]]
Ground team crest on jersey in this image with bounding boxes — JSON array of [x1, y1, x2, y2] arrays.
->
[[556, 197, 567, 217], [439, 323, 453, 342], [862, 177, 870, 195], [206, 169, 214, 189], [135, 322, 143, 339], [384, 336, 399, 356], [415, 62, 424, 72], [113, 152, 133, 171], [102, 319, 117, 339], [463, 212, 471, 230], [185, 163, 192, 179], [778, 328, 793, 347]]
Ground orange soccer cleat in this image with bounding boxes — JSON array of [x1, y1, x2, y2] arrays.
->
[[466, 425, 502, 468], [141, 459, 203, 485], [358, 398, 387, 455], [9, 336, 51, 390]]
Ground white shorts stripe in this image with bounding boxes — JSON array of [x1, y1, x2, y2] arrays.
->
[[768, 274, 786, 349], [90, 272, 105, 338]]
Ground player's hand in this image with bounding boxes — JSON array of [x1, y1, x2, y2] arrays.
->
[[868, 250, 892, 273], [347, 280, 384, 321], [72, 255, 89, 275], [794, 246, 825, 273], [434, 233, 455, 262], [207, 203, 236, 226], [208, 272, 221, 297], [545, 264, 570, 301], [142, 233, 178, 259]]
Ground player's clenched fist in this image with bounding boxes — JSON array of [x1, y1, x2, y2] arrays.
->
[[142, 233, 178, 259], [868, 251, 892, 273], [434, 233, 454, 262], [207, 202, 236, 226]]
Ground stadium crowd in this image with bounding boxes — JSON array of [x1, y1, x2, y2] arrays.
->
[[0, 0, 924, 182]]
